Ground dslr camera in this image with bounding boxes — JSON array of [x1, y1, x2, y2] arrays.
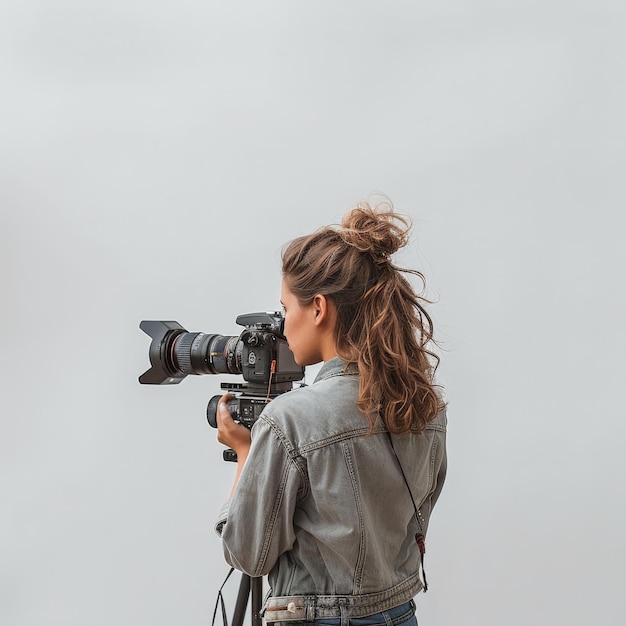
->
[[139, 312, 304, 457]]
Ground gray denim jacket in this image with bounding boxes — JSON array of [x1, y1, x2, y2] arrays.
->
[[215, 357, 447, 618]]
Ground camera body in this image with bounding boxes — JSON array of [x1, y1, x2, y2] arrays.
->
[[206, 388, 273, 429], [139, 312, 304, 441], [229, 312, 302, 388]]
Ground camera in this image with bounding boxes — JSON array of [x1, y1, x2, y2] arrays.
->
[[138, 312, 304, 449]]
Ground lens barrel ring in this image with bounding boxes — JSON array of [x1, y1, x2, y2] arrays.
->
[[174, 332, 205, 374]]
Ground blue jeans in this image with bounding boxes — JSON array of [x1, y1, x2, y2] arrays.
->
[[313, 600, 417, 626]]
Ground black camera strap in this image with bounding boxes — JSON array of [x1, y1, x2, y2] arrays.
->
[[212, 567, 236, 626], [386, 432, 429, 592]]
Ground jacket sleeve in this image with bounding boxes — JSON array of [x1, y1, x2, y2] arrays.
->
[[429, 429, 447, 511], [419, 422, 447, 537], [214, 415, 303, 577]]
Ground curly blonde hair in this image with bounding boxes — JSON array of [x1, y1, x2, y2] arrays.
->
[[281, 200, 442, 434]]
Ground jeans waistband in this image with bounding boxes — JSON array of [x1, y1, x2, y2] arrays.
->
[[262, 573, 422, 623]]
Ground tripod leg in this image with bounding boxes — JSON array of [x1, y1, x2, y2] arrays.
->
[[251, 576, 264, 626], [227, 573, 264, 626], [231, 574, 251, 626]]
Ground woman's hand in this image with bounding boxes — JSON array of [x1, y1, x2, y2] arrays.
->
[[216, 394, 252, 498], [215, 393, 252, 458]]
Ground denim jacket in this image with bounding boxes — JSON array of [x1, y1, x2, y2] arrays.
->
[[215, 357, 447, 618]]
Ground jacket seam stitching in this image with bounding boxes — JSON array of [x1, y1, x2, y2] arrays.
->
[[261, 415, 310, 500], [256, 457, 292, 576], [299, 425, 387, 454], [342, 440, 366, 594]]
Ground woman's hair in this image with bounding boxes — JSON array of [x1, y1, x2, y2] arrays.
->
[[281, 199, 442, 434]]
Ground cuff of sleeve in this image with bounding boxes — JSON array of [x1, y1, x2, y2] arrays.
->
[[214, 499, 231, 536]]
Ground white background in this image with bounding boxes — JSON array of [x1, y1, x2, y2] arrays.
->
[[2, 2, 625, 625]]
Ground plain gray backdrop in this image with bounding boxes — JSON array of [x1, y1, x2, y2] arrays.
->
[[2, 1, 625, 625]]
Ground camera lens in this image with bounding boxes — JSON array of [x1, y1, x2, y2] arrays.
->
[[206, 394, 241, 428], [171, 333, 242, 376]]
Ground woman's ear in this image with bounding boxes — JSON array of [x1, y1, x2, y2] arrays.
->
[[311, 294, 333, 327]]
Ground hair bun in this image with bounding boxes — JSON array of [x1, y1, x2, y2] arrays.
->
[[340, 200, 411, 262]]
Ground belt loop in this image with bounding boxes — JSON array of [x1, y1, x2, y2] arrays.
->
[[304, 595, 317, 622], [338, 598, 348, 626]]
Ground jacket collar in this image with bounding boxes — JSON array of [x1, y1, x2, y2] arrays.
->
[[313, 356, 358, 384]]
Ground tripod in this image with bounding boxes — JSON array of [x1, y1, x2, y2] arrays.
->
[[233, 574, 264, 626], [215, 571, 264, 626]]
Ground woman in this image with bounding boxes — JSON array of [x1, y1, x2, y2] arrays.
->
[[215, 201, 447, 626]]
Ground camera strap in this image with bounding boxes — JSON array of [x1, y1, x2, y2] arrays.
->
[[386, 432, 429, 592], [212, 567, 236, 626]]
